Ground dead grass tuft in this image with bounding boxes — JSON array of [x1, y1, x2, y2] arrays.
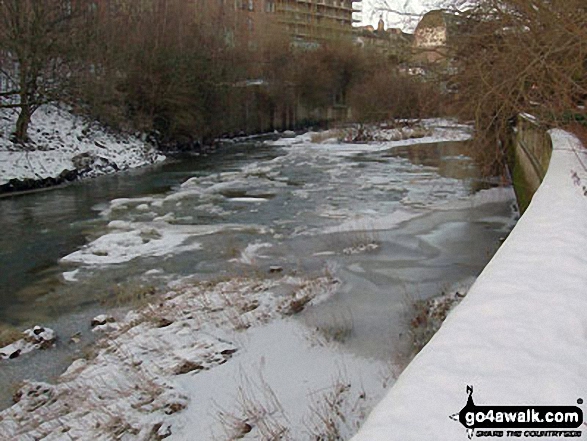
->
[[215, 370, 289, 440], [311, 129, 345, 144], [0, 324, 22, 348], [409, 290, 466, 354], [305, 372, 366, 440], [305, 310, 354, 347], [103, 283, 158, 309]]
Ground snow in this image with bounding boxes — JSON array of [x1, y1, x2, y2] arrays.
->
[[0, 326, 56, 360], [0, 275, 356, 440], [60, 220, 259, 267], [60, 223, 204, 265], [342, 243, 379, 255], [352, 130, 587, 440], [58, 119, 478, 272], [232, 242, 273, 265], [61, 269, 80, 282], [322, 207, 424, 234], [0, 105, 165, 187], [257, 118, 481, 239], [90, 315, 115, 328], [228, 197, 270, 203], [0, 120, 524, 439], [168, 319, 387, 440], [268, 119, 472, 156], [266, 132, 313, 147]]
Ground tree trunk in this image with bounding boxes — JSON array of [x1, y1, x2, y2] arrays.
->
[[14, 105, 31, 143], [15, 61, 32, 143]]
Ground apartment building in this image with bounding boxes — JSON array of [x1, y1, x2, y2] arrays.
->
[[85, 0, 360, 46], [274, 0, 361, 43], [235, 0, 361, 45]]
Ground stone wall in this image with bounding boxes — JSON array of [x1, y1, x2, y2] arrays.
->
[[510, 114, 553, 212]]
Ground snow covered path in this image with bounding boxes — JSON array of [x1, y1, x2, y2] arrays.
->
[[352, 130, 587, 440]]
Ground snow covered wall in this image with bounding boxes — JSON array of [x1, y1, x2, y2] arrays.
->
[[352, 129, 587, 441]]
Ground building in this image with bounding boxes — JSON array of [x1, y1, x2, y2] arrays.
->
[[272, 0, 361, 44], [412, 9, 460, 64], [231, 0, 362, 46], [355, 17, 413, 61], [87, 0, 361, 47]]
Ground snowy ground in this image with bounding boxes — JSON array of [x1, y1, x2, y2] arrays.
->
[[352, 130, 587, 440], [0, 105, 165, 188], [0, 274, 380, 440]]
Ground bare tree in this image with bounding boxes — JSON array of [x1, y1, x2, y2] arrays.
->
[[445, 0, 586, 171], [0, 0, 88, 142]]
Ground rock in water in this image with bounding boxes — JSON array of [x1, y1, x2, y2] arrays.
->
[[91, 314, 116, 328], [23, 326, 57, 349]]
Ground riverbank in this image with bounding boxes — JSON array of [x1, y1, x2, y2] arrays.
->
[[0, 273, 360, 440], [352, 130, 587, 440], [0, 105, 166, 194]]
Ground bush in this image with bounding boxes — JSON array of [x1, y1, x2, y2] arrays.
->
[[349, 69, 442, 123], [447, 0, 587, 171]]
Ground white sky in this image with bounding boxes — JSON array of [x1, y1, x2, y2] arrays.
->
[[357, 0, 445, 32]]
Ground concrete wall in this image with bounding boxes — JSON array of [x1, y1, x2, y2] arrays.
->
[[219, 86, 342, 137], [510, 114, 553, 212]]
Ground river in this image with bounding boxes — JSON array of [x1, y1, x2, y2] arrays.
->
[[0, 126, 517, 433]]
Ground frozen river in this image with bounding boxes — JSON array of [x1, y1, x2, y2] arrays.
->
[[0, 124, 517, 436]]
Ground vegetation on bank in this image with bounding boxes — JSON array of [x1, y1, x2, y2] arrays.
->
[[409, 289, 467, 354], [443, 0, 587, 172], [0, 0, 439, 150], [0, 0, 583, 165]]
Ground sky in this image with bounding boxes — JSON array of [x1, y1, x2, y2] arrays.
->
[[357, 0, 445, 32]]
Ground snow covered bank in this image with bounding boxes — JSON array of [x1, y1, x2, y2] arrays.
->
[[267, 118, 472, 152], [0, 275, 372, 440], [0, 105, 165, 193], [352, 130, 587, 440]]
